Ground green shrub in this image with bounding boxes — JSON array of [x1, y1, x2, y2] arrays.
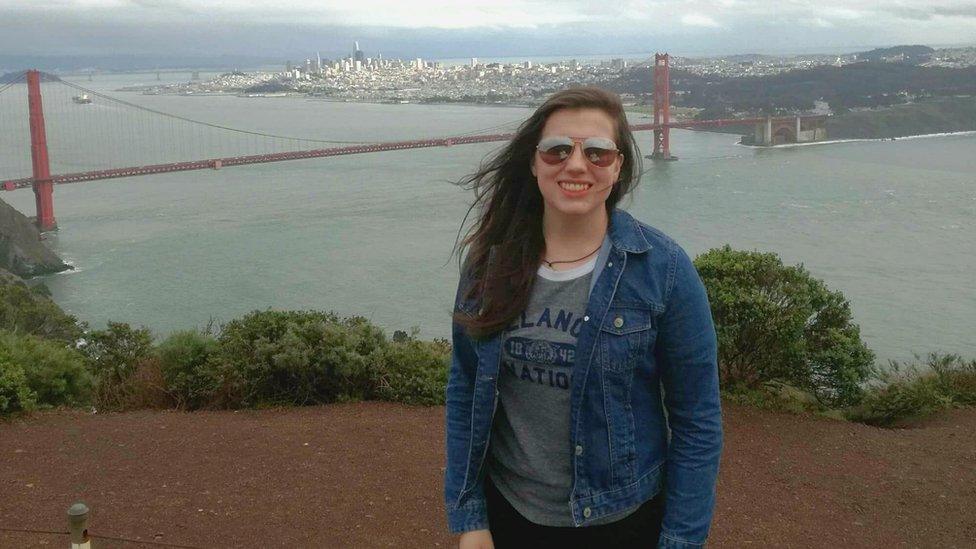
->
[[0, 331, 91, 407], [0, 279, 84, 344], [371, 337, 449, 406], [722, 381, 822, 415], [0, 352, 37, 416], [694, 245, 874, 406], [847, 354, 976, 426], [213, 310, 388, 407], [929, 354, 976, 406], [81, 322, 155, 410], [157, 329, 220, 409], [115, 356, 174, 410]]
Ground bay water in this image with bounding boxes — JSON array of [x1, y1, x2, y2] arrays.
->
[[1, 72, 973, 364]]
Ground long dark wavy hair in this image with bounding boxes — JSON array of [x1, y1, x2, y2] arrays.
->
[[452, 86, 642, 339]]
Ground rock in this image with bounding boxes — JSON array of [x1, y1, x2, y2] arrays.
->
[[0, 197, 71, 277]]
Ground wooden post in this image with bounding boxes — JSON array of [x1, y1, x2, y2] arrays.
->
[[67, 502, 91, 549]]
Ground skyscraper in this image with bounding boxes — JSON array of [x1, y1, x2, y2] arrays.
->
[[354, 41, 365, 63]]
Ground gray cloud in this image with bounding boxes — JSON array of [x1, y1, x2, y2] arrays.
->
[[891, 4, 976, 21], [0, 0, 973, 62]]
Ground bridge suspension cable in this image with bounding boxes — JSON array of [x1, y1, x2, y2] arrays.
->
[[57, 77, 374, 146], [0, 71, 27, 96]]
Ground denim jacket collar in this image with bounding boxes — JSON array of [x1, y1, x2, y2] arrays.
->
[[588, 208, 653, 297], [607, 207, 653, 254]]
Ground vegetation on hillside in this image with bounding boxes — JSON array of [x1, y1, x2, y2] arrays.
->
[[0, 247, 973, 427], [609, 61, 976, 116], [826, 97, 976, 139]]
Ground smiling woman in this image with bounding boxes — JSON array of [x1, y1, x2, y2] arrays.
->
[[445, 87, 723, 549]]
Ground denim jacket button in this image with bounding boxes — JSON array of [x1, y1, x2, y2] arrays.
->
[[583, 507, 592, 518], [607, 262, 612, 267], [583, 315, 589, 322], [575, 445, 583, 456], [613, 316, 624, 328]]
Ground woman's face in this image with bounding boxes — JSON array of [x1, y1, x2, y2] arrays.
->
[[531, 107, 623, 220]]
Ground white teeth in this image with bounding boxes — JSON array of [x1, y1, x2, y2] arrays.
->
[[559, 182, 591, 192]]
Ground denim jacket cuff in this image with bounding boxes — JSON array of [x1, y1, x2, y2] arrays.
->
[[447, 496, 489, 534], [658, 532, 705, 549]]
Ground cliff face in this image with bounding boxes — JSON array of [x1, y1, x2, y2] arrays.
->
[[0, 198, 71, 277]]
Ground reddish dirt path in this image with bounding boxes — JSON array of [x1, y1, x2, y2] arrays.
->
[[1, 402, 973, 548]]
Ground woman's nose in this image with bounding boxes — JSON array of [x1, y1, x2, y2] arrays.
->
[[564, 144, 588, 172]]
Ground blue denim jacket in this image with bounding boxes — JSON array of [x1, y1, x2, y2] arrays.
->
[[444, 208, 723, 548]]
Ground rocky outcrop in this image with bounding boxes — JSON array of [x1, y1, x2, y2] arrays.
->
[[0, 198, 71, 277]]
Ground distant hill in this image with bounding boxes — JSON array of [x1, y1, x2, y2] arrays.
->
[[855, 45, 935, 64], [608, 62, 976, 113], [0, 54, 280, 73], [0, 71, 61, 84], [0, 71, 25, 84], [827, 96, 976, 139]]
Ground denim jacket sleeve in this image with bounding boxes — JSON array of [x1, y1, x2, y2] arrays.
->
[[655, 244, 723, 549], [443, 275, 491, 534]]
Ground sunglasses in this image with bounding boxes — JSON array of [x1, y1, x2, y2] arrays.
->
[[536, 136, 621, 168]]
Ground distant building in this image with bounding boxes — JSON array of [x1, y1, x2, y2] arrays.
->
[[354, 41, 365, 63], [471, 57, 478, 67], [415, 58, 424, 71]]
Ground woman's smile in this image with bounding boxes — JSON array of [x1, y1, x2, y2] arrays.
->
[[558, 180, 593, 195]]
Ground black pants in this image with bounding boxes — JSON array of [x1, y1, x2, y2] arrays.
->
[[485, 473, 664, 548]]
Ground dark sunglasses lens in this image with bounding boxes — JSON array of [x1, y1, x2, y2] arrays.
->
[[538, 144, 574, 164], [584, 147, 617, 167]]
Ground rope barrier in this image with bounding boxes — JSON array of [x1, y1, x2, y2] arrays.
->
[[0, 525, 207, 548]]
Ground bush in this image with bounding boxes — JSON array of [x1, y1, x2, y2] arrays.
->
[[81, 322, 155, 410], [157, 330, 220, 409], [695, 245, 874, 406], [0, 331, 91, 408], [722, 381, 822, 415], [371, 336, 449, 406], [114, 356, 174, 410], [0, 352, 37, 416], [0, 279, 84, 344], [213, 310, 388, 407], [847, 354, 976, 426]]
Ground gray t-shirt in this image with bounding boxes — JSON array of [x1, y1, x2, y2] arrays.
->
[[487, 256, 640, 526]]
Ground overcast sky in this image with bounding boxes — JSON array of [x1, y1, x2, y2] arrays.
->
[[1, 0, 974, 60]]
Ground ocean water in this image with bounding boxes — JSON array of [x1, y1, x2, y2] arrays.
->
[[0, 73, 973, 364]]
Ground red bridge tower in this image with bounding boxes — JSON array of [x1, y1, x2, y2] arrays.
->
[[27, 70, 57, 231], [651, 53, 674, 160]]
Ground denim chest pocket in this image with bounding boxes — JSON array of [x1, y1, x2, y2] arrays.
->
[[598, 304, 659, 374]]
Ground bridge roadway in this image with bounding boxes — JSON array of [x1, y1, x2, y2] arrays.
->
[[1, 116, 823, 190]]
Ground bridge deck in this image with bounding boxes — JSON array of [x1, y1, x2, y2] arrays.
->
[[2, 116, 826, 189]]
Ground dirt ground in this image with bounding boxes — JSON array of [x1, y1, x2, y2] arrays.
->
[[1, 402, 973, 548]]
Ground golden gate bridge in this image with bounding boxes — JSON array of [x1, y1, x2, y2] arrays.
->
[[0, 53, 826, 232]]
